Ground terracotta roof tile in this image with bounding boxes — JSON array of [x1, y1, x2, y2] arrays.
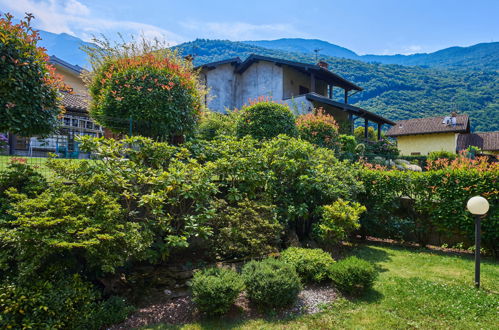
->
[[457, 132, 499, 151], [386, 114, 469, 137], [61, 92, 89, 113]]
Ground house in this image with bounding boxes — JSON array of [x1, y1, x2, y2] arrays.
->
[[456, 132, 499, 156], [197, 54, 394, 139], [386, 113, 499, 157], [9, 56, 102, 157]]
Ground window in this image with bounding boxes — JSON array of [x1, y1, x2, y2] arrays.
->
[[299, 85, 310, 95], [411, 152, 421, 156]]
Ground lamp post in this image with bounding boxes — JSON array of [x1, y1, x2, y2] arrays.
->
[[466, 196, 489, 289]]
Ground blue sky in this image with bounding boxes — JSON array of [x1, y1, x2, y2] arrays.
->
[[1, 0, 498, 55]]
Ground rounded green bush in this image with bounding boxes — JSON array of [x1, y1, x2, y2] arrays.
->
[[236, 101, 297, 140], [242, 258, 302, 308], [329, 256, 377, 295], [280, 247, 335, 283], [191, 267, 244, 316]]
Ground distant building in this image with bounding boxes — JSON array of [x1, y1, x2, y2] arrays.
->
[[197, 54, 394, 139], [386, 113, 499, 156]]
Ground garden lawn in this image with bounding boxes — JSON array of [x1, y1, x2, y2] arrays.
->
[[145, 243, 499, 330]]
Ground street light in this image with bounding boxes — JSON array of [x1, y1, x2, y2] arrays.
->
[[466, 196, 489, 289]]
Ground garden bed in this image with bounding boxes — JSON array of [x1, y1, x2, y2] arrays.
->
[[110, 283, 338, 329]]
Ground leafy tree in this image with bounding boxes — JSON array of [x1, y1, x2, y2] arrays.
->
[[0, 13, 64, 136], [84, 37, 205, 141]]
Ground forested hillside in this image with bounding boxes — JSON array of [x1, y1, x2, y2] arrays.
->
[[245, 39, 499, 71], [176, 39, 499, 132]]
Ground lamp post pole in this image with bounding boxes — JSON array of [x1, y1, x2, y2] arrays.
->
[[474, 214, 481, 289]]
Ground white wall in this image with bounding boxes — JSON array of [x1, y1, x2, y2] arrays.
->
[[236, 61, 283, 108]]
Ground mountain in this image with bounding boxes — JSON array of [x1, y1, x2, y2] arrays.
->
[[243, 38, 499, 70], [37, 30, 93, 68], [176, 39, 499, 132], [244, 38, 358, 60]]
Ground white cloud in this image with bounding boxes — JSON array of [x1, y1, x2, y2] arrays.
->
[[181, 20, 309, 40], [0, 0, 185, 45]]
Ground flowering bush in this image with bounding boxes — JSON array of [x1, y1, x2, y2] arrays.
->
[[296, 108, 339, 150], [86, 38, 204, 140], [0, 13, 66, 136]]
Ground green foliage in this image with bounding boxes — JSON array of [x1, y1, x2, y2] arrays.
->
[[0, 13, 63, 135], [0, 136, 218, 281], [354, 126, 376, 141], [236, 102, 297, 140], [338, 134, 358, 160], [312, 199, 366, 246], [242, 258, 302, 308], [427, 150, 457, 161], [329, 256, 377, 295], [363, 139, 399, 158], [0, 274, 131, 329], [176, 39, 499, 132], [191, 267, 244, 316], [262, 136, 363, 234], [195, 110, 239, 140], [86, 38, 204, 140], [358, 168, 499, 253], [209, 199, 282, 259], [296, 109, 339, 150], [280, 247, 335, 283]]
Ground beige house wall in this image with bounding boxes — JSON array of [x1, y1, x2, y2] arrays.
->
[[55, 66, 87, 96], [396, 133, 458, 155]]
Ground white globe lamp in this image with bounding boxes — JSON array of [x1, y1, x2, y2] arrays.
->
[[467, 196, 490, 215], [466, 195, 489, 289]]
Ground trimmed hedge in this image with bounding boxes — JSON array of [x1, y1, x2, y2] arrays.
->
[[280, 247, 335, 283], [358, 168, 499, 254], [329, 256, 377, 295], [191, 267, 244, 316], [242, 258, 301, 308]]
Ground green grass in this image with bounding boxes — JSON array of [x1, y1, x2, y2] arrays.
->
[[145, 243, 499, 330]]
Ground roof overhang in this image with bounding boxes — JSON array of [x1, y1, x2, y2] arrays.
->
[[305, 93, 395, 125], [235, 54, 362, 91]]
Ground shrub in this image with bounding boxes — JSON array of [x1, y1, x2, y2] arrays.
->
[[296, 108, 339, 150], [312, 199, 366, 246], [329, 256, 377, 295], [191, 267, 244, 316], [236, 101, 297, 140], [354, 126, 376, 141], [196, 110, 239, 140], [280, 247, 335, 283], [242, 258, 301, 308], [85, 37, 204, 140], [209, 199, 282, 259], [0, 13, 65, 136], [428, 150, 457, 162], [262, 136, 363, 236], [0, 275, 131, 329]]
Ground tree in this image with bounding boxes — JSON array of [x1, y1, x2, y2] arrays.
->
[[84, 37, 205, 141], [0, 13, 64, 137]]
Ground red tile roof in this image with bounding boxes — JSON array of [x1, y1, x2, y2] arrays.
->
[[386, 114, 469, 137], [457, 132, 499, 151]]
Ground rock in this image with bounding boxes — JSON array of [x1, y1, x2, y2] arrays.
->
[[285, 229, 301, 247], [395, 159, 411, 165], [164, 289, 172, 296], [395, 164, 406, 171], [406, 164, 422, 172], [386, 159, 396, 167]]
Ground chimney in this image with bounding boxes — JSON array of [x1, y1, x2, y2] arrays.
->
[[317, 61, 329, 70]]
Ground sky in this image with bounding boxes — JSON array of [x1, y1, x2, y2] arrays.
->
[[1, 0, 498, 55]]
